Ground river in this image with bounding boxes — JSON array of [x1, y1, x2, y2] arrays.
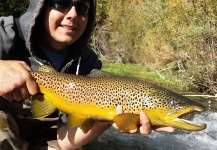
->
[[83, 97, 217, 150]]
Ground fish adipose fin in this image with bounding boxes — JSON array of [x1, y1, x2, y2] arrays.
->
[[67, 114, 94, 133], [31, 95, 57, 118], [113, 113, 140, 132]]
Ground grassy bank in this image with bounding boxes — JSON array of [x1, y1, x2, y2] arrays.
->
[[101, 61, 189, 92]]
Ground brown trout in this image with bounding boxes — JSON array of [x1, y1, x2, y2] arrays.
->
[[30, 65, 206, 133]]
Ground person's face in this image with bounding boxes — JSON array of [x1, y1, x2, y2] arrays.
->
[[42, 2, 89, 50]]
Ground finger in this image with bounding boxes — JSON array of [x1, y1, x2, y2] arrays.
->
[[3, 94, 14, 102], [12, 89, 23, 101], [139, 112, 152, 135], [26, 78, 39, 96], [18, 65, 39, 96], [112, 123, 118, 129], [154, 126, 175, 132], [116, 105, 124, 114], [17, 62, 38, 96], [20, 86, 32, 100], [20, 61, 32, 72], [128, 126, 139, 133], [113, 105, 124, 131], [25, 73, 39, 96]]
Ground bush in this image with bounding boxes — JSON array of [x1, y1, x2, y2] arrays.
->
[[0, 0, 29, 17], [92, 0, 217, 93]]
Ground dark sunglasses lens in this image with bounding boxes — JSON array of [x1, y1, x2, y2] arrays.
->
[[75, 1, 90, 15], [51, 0, 72, 12]]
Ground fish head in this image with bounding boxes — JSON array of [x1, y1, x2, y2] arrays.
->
[[143, 89, 206, 131]]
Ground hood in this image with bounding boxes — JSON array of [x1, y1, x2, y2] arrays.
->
[[18, 0, 96, 59]]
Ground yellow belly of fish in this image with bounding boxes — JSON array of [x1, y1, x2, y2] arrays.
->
[[40, 86, 116, 121]]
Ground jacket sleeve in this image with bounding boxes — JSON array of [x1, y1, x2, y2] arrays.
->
[[0, 16, 16, 59]]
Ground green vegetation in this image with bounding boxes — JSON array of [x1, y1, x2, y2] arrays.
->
[[0, 0, 29, 17], [95, 0, 217, 94], [101, 61, 188, 91]]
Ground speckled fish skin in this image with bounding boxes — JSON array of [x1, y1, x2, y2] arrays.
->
[[30, 66, 206, 133]]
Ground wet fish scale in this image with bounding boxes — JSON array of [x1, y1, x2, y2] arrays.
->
[[30, 66, 206, 133], [33, 72, 138, 110], [32, 71, 198, 112]]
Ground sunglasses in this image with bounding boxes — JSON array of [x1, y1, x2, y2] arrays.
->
[[49, 0, 90, 15]]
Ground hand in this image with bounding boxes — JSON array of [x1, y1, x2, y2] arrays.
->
[[0, 60, 39, 101], [113, 105, 175, 135]]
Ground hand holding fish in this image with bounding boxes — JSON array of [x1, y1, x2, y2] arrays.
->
[[0, 60, 39, 101], [113, 105, 175, 134]]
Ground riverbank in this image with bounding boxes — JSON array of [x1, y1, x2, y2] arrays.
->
[[101, 61, 189, 92]]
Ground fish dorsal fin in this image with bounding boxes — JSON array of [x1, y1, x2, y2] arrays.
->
[[113, 113, 140, 132], [37, 65, 57, 73], [87, 69, 112, 77], [31, 95, 57, 118]]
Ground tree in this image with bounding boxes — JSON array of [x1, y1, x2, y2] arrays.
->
[[0, 0, 29, 17]]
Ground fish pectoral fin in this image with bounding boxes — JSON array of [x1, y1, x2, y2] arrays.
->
[[31, 95, 56, 118], [79, 119, 94, 134], [113, 113, 140, 132], [67, 114, 87, 129]]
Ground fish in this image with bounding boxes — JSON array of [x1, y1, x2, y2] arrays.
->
[[30, 65, 206, 133]]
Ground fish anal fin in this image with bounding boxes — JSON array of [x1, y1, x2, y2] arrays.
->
[[67, 114, 87, 129], [79, 119, 94, 134], [113, 113, 140, 132], [31, 95, 56, 118]]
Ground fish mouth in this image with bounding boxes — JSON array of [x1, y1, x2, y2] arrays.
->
[[165, 105, 206, 131]]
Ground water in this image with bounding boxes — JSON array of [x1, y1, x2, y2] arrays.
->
[[83, 98, 217, 150]]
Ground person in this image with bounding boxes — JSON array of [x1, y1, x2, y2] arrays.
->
[[0, 0, 174, 149]]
